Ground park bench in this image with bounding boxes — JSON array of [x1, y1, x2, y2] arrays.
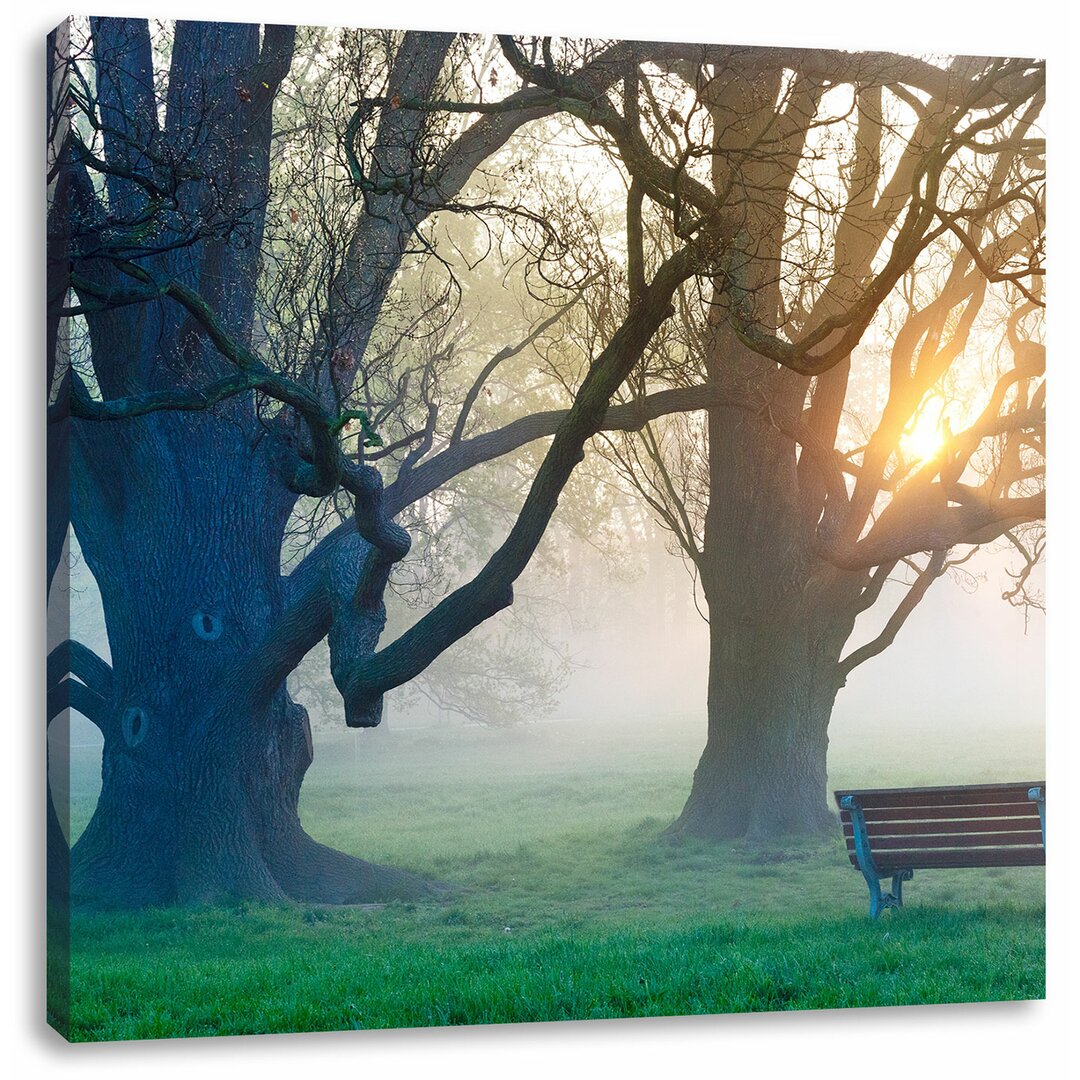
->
[[835, 782, 1045, 918]]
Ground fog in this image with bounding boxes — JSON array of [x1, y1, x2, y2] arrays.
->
[[509, 526, 1045, 754], [54, 513, 1044, 799]]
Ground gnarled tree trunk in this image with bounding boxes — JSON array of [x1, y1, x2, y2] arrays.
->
[[67, 408, 434, 907], [49, 19, 448, 907]]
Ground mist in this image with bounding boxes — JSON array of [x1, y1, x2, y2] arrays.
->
[[54, 515, 1044, 827]]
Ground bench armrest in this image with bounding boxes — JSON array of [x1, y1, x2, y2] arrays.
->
[[840, 795, 879, 880]]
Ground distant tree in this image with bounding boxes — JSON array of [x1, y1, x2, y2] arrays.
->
[[590, 55, 1045, 838]]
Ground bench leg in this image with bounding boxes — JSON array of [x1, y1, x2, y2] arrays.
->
[[891, 869, 913, 908], [866, 870, 913, 919], [841, 797, 915, 918]]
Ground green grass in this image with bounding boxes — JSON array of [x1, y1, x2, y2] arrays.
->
[[59, 718, 1045, 1040]]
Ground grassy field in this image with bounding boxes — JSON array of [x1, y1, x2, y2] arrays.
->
[[59, 717, 1045, 1040]]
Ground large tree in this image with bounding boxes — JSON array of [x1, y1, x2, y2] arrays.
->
[[593, 56, 1045, 838], [45, 21, 734, 908]]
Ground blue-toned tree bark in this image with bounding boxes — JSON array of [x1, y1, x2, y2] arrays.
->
[[46, 20, 711, 906]]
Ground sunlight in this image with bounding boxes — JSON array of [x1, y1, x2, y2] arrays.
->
[[900, 397, 947, 464]]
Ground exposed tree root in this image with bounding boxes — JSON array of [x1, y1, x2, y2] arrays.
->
[[265, 826, 449, 905]]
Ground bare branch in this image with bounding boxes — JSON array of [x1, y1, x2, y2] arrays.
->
[[837, 550, 947, 681]]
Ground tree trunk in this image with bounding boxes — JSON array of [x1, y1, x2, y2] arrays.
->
[[71, 682, 431, 907], [668, 387, 852, 840], [47, 20, 466, 909], [670, 606, 840, 839], [67, 410, 435, 908]]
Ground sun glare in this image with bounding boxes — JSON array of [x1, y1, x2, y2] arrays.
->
[[900, 399, 947, 464]]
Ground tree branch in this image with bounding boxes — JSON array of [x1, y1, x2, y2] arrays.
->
[[384, 380, 850, 516], [46, 639, 115, 733], [313, 243, 704, 725], [47, 639, 114, 700], [837, 550, 947, 681], [449, 297, 584, 446], [820, 488, 1044, 571]]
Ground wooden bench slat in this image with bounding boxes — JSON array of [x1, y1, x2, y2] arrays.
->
[[844, 831, 1043, 850], [835, 781, 1042, 801], [841, 803, 1039, 822], [835, 782, 1045, 914], [835, 783, 1043, 810], [843, 816, 1039, 837], [848, 850, 1047, 870], [872, 848, 1045, 871]]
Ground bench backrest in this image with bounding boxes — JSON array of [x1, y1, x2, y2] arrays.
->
[[835, 782, 1045, 873]]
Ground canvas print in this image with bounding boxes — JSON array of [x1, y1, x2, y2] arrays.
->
[[46, 17, 1046, 1041]]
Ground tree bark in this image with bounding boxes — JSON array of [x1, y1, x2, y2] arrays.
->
[[64, 403, 442, 908], [670, 603, 841, 840], [667, 335, 855, 840]]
